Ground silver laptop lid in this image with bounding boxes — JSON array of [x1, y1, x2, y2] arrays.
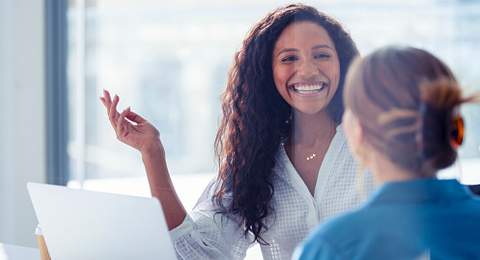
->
[[27, 182, 178, 260]]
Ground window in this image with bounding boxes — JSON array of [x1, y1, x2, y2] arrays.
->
[[47, 1, 480, 258]]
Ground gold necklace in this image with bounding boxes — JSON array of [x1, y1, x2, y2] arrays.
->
[[297, 124, 336, 161]]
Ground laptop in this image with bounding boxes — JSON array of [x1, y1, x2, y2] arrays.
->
[[27, 182, 178, 260]]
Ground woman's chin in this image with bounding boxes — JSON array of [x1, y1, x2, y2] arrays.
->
[[293, 105, 329, 116]]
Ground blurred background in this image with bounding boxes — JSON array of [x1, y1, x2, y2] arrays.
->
[[1, 0, 479, 256]]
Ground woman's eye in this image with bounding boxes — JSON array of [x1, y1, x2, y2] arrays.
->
[[314, 53, 331, 59], [282, 56, 298, 62]]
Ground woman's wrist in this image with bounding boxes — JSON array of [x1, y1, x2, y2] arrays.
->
[[140, 139, 165, 157], [140, 139, 171, 189]]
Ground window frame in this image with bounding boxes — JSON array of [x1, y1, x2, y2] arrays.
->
[[46, 0, 69, 185]]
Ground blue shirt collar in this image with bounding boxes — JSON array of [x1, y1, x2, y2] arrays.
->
[[365, 179, 473, 207]]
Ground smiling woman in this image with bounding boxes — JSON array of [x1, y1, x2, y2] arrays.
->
[[272, 21, 341, 195], [101, 4, 374, 259]]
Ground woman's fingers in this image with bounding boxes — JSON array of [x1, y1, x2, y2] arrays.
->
[[116, 106, 131, 140], [103, 89, 117, 118], [102, 89, 114, 120], [103, 89, 112, 107], [101, 89, 122, 130], [111, 94, 119, 118], [107, 94, 120, 128], [125, 110, 146, 124], [101, 90, 142, 143]]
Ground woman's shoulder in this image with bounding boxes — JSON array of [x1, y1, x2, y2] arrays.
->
[[307, 206, 374, 248]]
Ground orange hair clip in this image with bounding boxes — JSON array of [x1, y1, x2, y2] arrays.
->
[[450, 116, 464, 148]]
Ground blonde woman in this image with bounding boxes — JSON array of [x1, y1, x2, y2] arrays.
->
[[294, 46, 480, 259]]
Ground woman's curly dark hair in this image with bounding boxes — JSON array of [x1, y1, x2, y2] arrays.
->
[[213, 3, 359, 244]]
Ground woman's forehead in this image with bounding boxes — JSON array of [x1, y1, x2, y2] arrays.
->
[[274, 22, 334, 52]]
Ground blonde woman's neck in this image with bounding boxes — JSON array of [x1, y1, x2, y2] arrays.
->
[[368, 149, 425, 187]]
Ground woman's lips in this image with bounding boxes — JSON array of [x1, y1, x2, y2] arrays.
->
[[289, 82, 328, 96]]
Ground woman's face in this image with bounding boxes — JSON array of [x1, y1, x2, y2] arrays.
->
[[272, 22, 340, 115]]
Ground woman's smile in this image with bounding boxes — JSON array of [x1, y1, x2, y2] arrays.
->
[[289, 82, 329, 97]]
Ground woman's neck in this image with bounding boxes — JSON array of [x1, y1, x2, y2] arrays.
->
[[368, 150, 424, 187], [292, 109, 335, 146]]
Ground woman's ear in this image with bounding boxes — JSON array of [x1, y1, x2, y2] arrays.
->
[[342, 109, 365, 160]]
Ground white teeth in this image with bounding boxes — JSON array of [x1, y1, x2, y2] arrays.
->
[[293, 83, 325, 93]]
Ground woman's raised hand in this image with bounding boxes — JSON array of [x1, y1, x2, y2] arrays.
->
[[101, 89, 187, 228], [100, 89, 162, 155]]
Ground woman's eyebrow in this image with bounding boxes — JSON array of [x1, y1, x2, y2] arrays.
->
[[277, 48, 298, 57], [312, 44, 334, 51]]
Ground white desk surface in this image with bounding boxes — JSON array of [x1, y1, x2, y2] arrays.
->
[[0, 243, 39, 260]]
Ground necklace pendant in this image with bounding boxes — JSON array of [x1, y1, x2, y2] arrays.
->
[[299, 123, 335, 162]]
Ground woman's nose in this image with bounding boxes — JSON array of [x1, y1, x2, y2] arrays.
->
[[296, 60, 319, 78]]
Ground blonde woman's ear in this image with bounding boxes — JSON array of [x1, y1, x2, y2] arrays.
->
[[343, 109, 365, 160]]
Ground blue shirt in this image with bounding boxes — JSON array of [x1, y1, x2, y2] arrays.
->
[[293, 179, 480, 260]]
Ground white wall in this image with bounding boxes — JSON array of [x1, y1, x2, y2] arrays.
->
[[0, 0, 46, 247]]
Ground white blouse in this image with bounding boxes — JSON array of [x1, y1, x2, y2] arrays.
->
[[169, 125, 375, 260]]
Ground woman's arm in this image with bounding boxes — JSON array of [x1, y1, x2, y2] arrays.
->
[[141, 144, 187, 229], [100, 89, 186, 230]]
